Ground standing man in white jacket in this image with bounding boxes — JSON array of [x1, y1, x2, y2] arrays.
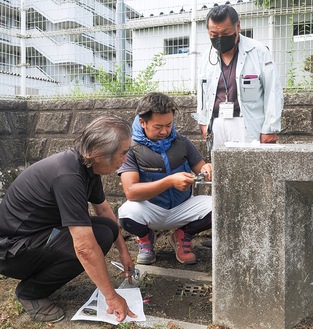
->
[[196, 4, 284, 151]]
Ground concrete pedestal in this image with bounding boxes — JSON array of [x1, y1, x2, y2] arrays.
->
[[212, 144, 313, 329]]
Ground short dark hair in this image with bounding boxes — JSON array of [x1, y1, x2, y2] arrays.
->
[[136, 92, 179, 122], [206, 4, 239, 29]]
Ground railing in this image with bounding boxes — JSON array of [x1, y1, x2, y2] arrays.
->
[[0, 0, 312, 98]]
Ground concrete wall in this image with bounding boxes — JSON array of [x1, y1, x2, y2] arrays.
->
[[0, 92, 312, 205], [212, 144, 313, 329], [0, 96, 206, 210]]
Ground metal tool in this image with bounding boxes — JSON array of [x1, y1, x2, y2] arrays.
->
[[193, 172, 207, 181], [193, 172, 212, 195], [193, 173, 212, 187], [110, 261, 140, 281]]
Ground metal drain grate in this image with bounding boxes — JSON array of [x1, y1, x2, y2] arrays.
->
[[175, 284, 208, 297]]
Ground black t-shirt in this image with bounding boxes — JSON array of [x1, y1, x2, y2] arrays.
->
[[0, 148, 105, 259]]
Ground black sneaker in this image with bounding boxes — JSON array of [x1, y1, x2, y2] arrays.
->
[[201, 238, 212, 248], [16, 296, 65, 323]]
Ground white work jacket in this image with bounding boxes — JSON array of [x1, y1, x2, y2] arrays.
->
[[196, 34, 284, 142]]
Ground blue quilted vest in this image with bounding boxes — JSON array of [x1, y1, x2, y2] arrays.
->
[[131, 115, 192, 209]]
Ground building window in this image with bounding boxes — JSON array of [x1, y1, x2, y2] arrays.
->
[[0, 55, 5, 70], [164, 37, 189, 55], [0, 15, 7, 28], [241, 29, 253, 38], [293, 21, 313, 36]]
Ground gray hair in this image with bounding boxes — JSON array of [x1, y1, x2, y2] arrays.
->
[[74, 116, 132, 167]]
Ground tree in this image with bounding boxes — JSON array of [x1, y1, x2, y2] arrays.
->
[[304, 55, 313, 74], [254, 0, 301, 8], [88, 53, 165, 96]]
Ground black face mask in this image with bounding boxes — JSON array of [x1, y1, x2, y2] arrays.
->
[[210, 33, 237, 53]]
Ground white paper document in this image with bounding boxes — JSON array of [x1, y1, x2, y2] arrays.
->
[[71, 288, 146, 325]]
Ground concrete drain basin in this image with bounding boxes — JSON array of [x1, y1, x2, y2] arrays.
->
[[136, 265, 212, 326]]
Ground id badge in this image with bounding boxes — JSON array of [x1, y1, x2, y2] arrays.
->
[[219, 102, 234, 119]]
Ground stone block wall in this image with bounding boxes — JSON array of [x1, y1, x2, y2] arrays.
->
[[279, 92, 313, 144], [0, 92, 312, 206], [0, 96, 206, 207]]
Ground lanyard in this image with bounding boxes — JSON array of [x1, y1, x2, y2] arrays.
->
[[219, 58, 234, 102]]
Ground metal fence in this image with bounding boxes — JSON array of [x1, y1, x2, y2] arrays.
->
[[0, 0, 313, 99]]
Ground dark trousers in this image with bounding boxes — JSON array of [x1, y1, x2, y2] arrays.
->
[[0, 216, 118, 300]]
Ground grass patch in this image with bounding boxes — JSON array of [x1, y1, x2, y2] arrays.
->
[[0, 287, 24, 329]]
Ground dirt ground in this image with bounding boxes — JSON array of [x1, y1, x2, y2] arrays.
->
[[1, 229, 313, 329], [0, 229, 213, 329], [125, 230, 213, 326]]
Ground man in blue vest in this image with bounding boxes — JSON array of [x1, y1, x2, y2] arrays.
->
[[118, 92, 212, 265]]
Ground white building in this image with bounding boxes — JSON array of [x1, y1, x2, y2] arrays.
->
[[1, 0, 313, 97], [128, 0, 313, 93], [0, 0, 139, 97]]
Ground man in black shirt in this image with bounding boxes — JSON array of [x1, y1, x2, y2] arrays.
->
[[0, 116, 137, 323]]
